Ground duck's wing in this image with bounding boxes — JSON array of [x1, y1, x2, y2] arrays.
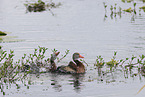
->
[[57, 65, 76, 74]]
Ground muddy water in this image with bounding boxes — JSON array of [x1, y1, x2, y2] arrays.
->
[[0, 0, 145, 97]]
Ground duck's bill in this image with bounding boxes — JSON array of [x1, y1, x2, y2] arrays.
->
[[79, 54, 84, 58]]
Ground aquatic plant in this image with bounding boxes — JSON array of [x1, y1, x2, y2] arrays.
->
[[20, 46, 70, 73], [24, 0, 61, 13], [0, 46, 71, 95], [103, 2, 107, 12], [123, 7, 133, 13], [94, 51, 145, 82], [123, 2, 136, 15], [0, 50, 29, 95], [103, 3, 122, 20], [94, 55, 105, 68], [139, 6, 145, 12], [122, 0, 133, 3], [106, 52, 119, 68], [103, 1, 145, 21], [2, 45, 145, 94], [56, 49, 70, 63]]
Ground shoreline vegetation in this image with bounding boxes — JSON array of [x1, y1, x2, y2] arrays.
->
[[0, 46, 145, 95]]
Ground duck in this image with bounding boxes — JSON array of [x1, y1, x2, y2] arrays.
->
[[50, 52, 85, 74]]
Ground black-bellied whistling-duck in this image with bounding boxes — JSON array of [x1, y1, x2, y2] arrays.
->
[[50, 52, 85, 74]]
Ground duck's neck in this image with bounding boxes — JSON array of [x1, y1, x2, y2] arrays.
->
[[74, 60, 84, 67], [50, 59, 57, 72], [74, 60, 85, 73]]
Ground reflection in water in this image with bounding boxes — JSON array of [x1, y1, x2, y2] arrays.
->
[[50, 73, 85, 93], [103, 1, 145, 22], [71, 74, 85, 93], [50, 73, 62, 92], [96, 64, 145, 84]]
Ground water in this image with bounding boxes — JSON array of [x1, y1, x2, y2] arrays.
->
[[0, 0, 145, 96]]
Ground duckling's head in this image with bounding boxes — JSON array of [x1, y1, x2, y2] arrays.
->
[[51, 52, 60, 61]]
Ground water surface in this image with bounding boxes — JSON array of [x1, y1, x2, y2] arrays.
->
[[0, 0, 145, 97]]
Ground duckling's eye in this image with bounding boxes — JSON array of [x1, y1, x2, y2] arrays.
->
[[51, 53, 56, 61]]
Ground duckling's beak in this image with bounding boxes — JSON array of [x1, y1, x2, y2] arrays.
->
[[79, 54, 84, 58], [55, 52, 60, 56]]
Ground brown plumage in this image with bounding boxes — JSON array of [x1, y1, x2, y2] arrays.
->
[[50, 52, 85, 74]]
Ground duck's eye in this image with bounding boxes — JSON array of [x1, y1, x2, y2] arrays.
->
[[74, 53, 79, 58], [77, 54, 79, 58]]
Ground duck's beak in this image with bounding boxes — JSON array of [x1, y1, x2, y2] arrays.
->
[[79, 54, 84, 58], [55, 52, 60, 56]]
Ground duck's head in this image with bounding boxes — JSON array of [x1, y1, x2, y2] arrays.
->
[[51, 52, 60, 61], [73, 52, 84, 61]]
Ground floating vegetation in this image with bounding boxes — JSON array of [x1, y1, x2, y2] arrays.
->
[[122, 0, 145, 3], [121, 0, 133, 3], [139, 6, 145, 12], [0, 31, 7, 36], [123, 3, 136, 14], [24, 0, 61, 13], [123, 7, 133, 13]]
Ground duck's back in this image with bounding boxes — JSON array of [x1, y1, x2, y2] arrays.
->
[[57, 65, 76, 74]]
